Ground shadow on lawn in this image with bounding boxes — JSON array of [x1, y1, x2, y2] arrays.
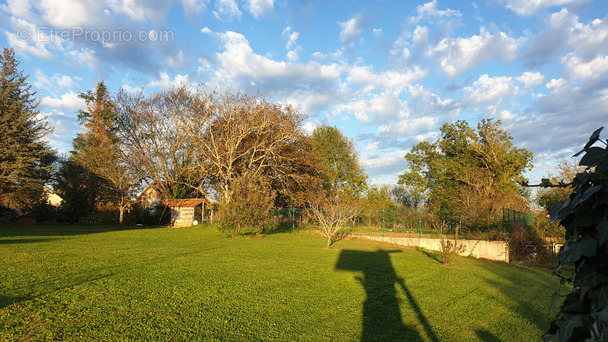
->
[[335, 249, 439, 342], [0, 237, 60, 245], [477, 261, 557, 332], [0, 224, 162, 239], [0, 295, 28, 309]]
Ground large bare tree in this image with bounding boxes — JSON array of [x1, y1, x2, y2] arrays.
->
[[115, 85, 316, 209], [115, 86, 204, 199]]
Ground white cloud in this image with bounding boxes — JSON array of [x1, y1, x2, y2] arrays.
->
[[40, 91, 86, 112], [282, 26, 299, 50], [213, 0, 241, 21], [360, 148, 410, 184], [372, 28, 382, 38], [246, 0, 273, 19], [346, 65, 428, 93], [501, 0, 589, 16], [516, 71, 545, 87], [37, 0, 102, 28], [147, 72, 193, 89], [34, 70, 78, 90], [378, 116, 437, 136], [334, 91, 407, 123], [562, 54, 608, 80], [339, 12, 365, 45], [208, 30, 343, 94], [165, 50, 189, 69], [463, 74, 519, 107], [409, 0, 461, 24], [430, 27, 519, 77], [180, 0, 208, 15]]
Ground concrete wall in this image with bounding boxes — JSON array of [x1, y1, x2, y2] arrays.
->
[[360, 235, 509, 263]]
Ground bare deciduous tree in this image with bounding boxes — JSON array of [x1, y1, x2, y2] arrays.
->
[[309, 194, 360, 248], [115, 85, 205, 199]]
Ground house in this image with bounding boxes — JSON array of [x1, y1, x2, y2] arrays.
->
[[43, 186, 63, 207], [138, 184, 163, 210], [156, 198, 213, 227]]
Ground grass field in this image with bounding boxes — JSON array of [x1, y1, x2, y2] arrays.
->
[[0, 224, 563, 341]]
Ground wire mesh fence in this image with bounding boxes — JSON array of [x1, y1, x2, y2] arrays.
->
[[269, 206, 534, 241]]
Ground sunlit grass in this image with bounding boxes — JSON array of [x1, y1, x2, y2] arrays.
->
[[0, 224, 562, 341]]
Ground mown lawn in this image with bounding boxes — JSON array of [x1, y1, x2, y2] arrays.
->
[[0, 224, 563, 341]]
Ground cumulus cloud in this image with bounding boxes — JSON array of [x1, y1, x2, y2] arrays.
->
[[430, 27, 520, 78], [562, 54, 608, 80], [180, 0, 208, 15], [213, 0, 241, 21], [40, 91, 86, 112], [463, 74, 519, 107], [147, 72, 193, 89], [34, 70, 79, 90], [501, 0, 589, 16], [346, 65, 428, 93], [339, 12, 366, 46], [246, 0, 273, 19], [409, 0, 461, 24], [516, 71, 545, 88], [206, 30, 343, 96]]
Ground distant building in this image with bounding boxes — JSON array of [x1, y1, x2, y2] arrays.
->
[[43, 186, 63, 207], [138, 184, 163, 210]]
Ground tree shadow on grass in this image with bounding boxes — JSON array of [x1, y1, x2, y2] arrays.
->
[[417, 248, 443, 264], [0, 237, 60, 245], [335, 249, 439, 342], [0, 224, 164, 239], [0, 295, 29, 309], [476, 262, 558, 332], [475, 329, 502, 342]]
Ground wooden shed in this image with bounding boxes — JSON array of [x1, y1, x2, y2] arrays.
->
[[157, 198, 211, 227]]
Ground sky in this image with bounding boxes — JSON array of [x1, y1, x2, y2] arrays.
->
[[1, 0, 607, 186]]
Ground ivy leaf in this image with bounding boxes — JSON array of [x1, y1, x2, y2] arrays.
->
[[598, 221, 608, 246], [579, 185, 604, 204], [585, 127, 604, 149], [580, 147, 608, 168], [575, 267, 607, 288], [561, 292, 585, 313], [560, 238, 598, 264], [589, 287, 608, 308], [555, 313, 584, 342], [550, 292, 560, 311]]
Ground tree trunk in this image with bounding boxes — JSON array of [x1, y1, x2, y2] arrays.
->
[[119, 207, 124, 229], [327, 234, 332, 248]]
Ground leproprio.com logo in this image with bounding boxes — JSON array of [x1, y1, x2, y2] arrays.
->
[[16, 26, 174, 43]]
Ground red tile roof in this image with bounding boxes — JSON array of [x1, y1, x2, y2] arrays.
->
[[157, 198, 209, 208]]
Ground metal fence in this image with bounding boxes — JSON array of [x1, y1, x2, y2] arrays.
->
[[269, 206, 534, 241]]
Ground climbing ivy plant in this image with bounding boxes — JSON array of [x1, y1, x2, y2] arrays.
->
[[545, 127, 608, 341]]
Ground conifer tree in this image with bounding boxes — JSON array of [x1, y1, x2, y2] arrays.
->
[[74, 81, 139, 227], [0, 48, 55, 209]]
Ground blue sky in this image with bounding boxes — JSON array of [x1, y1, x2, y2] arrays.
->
[[1, 0, 607, 186]]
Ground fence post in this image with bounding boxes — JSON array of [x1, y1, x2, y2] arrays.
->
[[382, 209, 385, 235], [456, 208, 460, 239], [291, 207, 295, 231], [418, 207, 421, 238]]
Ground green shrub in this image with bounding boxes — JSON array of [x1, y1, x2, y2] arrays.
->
[[217, 174, 275, 235]]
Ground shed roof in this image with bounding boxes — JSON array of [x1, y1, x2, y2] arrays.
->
[[157, 198, 209, 208]]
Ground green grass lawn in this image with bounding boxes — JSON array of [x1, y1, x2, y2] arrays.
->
[[0, 224, 563, 341]]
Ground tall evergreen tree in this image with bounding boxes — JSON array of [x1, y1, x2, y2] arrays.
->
[[0, 48, 55, 209], [74, 81, 139, 228]]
